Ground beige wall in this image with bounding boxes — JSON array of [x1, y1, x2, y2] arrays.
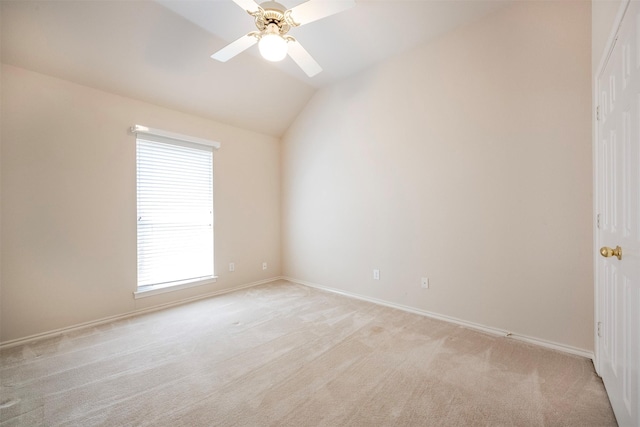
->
[[1, 65, 281, 342], [1, 1, 598, 351], [282, 1, 593, 351]]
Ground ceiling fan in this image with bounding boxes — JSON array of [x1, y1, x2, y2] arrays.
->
[[211, 0, 356, 77]]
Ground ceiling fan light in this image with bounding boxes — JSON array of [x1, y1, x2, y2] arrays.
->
[[258, 33, 288, 62]]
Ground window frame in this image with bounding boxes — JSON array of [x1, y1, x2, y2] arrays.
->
[[131, 125, 220, 298]]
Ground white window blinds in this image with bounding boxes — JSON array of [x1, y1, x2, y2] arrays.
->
[[135, 130, 216, 289]]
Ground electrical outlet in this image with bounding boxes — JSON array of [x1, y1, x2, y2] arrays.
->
[[373, 269, 380, 280], [229, 262, 235, 272], [421, 277, 429, 289], [262, 262, 267, 270]]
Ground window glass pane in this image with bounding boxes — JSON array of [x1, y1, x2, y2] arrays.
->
[[136, 138, 214, 288]]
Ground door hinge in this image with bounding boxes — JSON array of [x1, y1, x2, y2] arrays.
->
[[597, 321, 602, 338], [597, 213, 601, 229], [596, 105, 600, 121]]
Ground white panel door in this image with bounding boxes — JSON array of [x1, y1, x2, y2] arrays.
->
[[596, 1, 640, 426]]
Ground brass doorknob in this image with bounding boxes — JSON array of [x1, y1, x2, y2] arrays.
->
[[600, 246, 622, 260]]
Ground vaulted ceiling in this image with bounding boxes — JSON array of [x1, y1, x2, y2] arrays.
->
[[1, 0, 509, 137]]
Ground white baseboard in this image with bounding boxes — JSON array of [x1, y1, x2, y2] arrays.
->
[[2, 275, 594, 362], [0, 276, 284, 350], [283, 276, 595, 361]]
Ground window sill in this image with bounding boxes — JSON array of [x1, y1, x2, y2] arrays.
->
[[134, 277, 218, 299]]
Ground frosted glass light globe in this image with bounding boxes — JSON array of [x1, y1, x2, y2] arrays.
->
[[259, 34, 288, 62]]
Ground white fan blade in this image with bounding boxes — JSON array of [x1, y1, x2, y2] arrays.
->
[[288, 0, 355, 26], [232, 0, 261, 13], [288, 40, 322, 77], [211, 34, 257, 62]]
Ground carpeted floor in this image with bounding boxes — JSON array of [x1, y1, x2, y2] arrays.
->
[[0, 280, 617, 426]]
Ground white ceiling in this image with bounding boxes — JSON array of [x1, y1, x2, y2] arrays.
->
[[1, 0, 510, 137], [159, 0, 510, 89]]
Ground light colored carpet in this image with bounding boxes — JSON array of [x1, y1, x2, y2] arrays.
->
[[1, 280, 616, 426]]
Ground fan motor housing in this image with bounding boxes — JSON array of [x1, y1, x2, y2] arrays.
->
[[259, 1, 286, 13], [253, 1, 292, 34]]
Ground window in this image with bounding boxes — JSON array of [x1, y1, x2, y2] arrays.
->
[[133, 125, 219, 295]]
